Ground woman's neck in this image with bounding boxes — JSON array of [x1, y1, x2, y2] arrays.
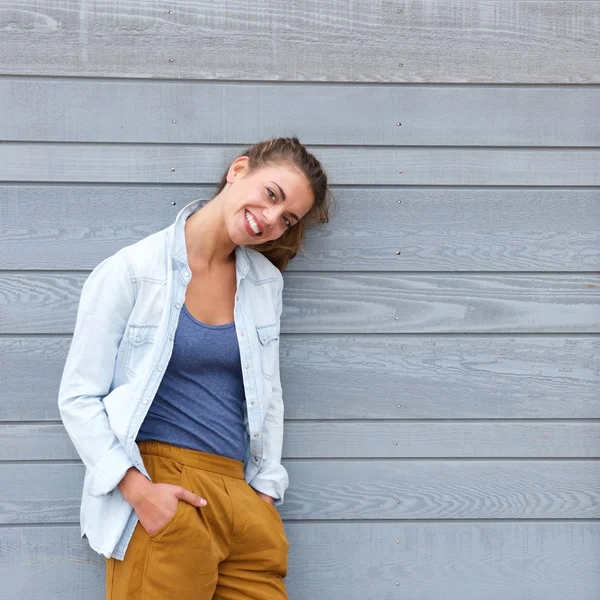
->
[[184, 199, 237, 269]]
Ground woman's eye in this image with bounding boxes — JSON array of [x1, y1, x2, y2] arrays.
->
[[267, 187, 292, 227]]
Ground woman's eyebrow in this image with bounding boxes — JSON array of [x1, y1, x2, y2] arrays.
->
[[270, 181, 286, 201], [271, 181, 300, 222]]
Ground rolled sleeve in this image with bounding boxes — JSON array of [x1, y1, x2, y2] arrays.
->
[[87, 443, 135, 497], [250, 278, 289, 507], [58, 252, 136, 497]]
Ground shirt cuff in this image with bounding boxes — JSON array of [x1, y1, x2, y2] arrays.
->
[[250, 460, 289, 507], [88, 444, 135, 497]]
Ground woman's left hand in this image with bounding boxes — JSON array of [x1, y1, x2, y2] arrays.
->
[[254, 490, 275, 506]]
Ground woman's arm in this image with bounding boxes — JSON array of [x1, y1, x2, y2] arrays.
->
[[58, 252, 137, 497], [249, 283, 290, 506]]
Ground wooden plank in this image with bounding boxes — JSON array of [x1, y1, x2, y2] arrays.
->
[[1, 523, 599, 600], [0, 1, 597, 83], [0, 527, 104, 600], [1, 144, 600, 185], [2, 186, 599, 271], [2, 522, 599, 600], [2, 422, 599, 461], [2, 335, 597, 421], [1, 273, 598, 334], [3, 79, 599, 146], [283, 422, 600, 458], [0, 338, 72, 421], [280, 274, 600, 333], [1, 461, 598, 523]]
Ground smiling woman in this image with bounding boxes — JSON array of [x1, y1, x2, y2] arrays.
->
[[213, 137, 332, 271], [57, 136, 333, 600]]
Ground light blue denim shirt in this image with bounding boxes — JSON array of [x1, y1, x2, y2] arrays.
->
[[58, 198, 288, 560]]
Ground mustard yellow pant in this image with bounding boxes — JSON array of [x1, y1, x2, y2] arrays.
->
[[106, 440, 289, 599]]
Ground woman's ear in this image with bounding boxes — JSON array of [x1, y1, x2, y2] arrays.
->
[[226, 156, 250, 184]]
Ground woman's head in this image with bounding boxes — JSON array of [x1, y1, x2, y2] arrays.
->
[[213, 137, 332, 270]]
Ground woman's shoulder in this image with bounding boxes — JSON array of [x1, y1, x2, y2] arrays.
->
[[109, 226, 171, 280], [242, 246, 284, 289]]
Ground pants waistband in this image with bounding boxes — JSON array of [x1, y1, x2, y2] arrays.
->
[[138, 440, 245, 479]]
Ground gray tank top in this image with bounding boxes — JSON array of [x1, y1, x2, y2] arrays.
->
[[136, 303, 246, 462]]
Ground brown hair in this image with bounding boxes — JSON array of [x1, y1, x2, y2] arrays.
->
[[213, 137, 333, 271]]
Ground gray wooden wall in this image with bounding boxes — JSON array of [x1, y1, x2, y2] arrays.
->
[[1, 1, 599, 598]]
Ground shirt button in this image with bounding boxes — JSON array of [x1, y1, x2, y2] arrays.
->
[[244, 364, 249, 369], [142, 400, 148, 405], [135, 336, 141, 343], [175, 302, 181, 309], [168, 334, 174, 341], [253, 456, 259, 462], [184, 271, 190, 279], [128, 434, 133, 439], [157, 365, 163, 371], [251, 401, 255, 406], [253, 433, 259, 438]]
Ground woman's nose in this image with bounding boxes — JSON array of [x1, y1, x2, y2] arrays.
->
[[262, 207, 279, 227]]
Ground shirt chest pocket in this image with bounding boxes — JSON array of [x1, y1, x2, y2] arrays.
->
[[125, 324, 158, 377], [256, 323, 279, 380]]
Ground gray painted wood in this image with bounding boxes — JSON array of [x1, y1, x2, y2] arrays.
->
[[1, 2, 597, 596], [3, 79, 599, 146], [0, 1, 598, 83], [2, 273, 598, 334], [2, 336, 598, 421], [2, 144, 600, 185], [2, 422, 599, 460], [2, 186, 599, 271], [2, 523, 599, 600], [2, 461, 599, 523]]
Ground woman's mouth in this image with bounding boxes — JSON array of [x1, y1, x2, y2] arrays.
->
[[245, 210, 263, 236]]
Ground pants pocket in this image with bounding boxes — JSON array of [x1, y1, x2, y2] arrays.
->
[[261, 498, 283, 523], [255, 493, 290, 551], [141, 467, 215, 599], [147, 466, 188, 540]]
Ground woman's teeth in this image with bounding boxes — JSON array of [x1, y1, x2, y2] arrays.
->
[[245, 210, 261, 235]]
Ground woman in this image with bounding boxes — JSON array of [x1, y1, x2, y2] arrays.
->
[[57, 137, 331, 599]]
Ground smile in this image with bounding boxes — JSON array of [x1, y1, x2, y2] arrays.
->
[[245, 210, 263, 235]]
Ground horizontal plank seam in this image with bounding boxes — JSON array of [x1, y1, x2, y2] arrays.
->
[[2, 181, 600, 190], [2, 418, 600, 425], [1, 182, 600, 190], [3, 75, 600, 89], [3, 269, 600, 276], [2, 332, 600, 339], [3, 270, 600, 277], [2, 457, 598, 465], [1, 519, 599, 529], [4, 331, 600, 336], [3, 141, 600, 150]]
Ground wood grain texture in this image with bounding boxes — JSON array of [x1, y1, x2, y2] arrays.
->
[[2, 422, 598, 460], [1, 273, 599, 334], [1, 461, 598, 523], [2, 336, 597, 421], [1, 144, 600, 185], [2, 186, 599, 271], [0, 1, 597, 597], [2, 523, 599, 600], [0, 1, 597, 83], [2, 79, 599, 145]]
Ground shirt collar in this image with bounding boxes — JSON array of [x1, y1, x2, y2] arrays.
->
[[170, 198, 250, 278]]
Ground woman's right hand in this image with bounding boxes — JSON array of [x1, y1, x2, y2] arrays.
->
[[118, 467, 207, 536]]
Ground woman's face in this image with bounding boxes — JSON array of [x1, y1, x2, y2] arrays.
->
[[223, 157, 315, 246]]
